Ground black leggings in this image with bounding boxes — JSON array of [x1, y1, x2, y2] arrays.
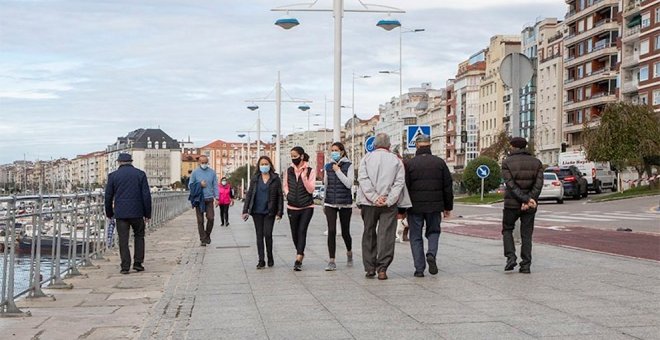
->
[[219, 204, 230, 224], [287, 208, 314, 256], [252, 214, 275, 262], [324, 206, 353, 259]]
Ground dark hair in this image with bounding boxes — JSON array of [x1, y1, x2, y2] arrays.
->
[[291, 146, 310, 162], [331, 142, 348, 158], [255, 156, 275, 175], [221, 177, 228, 181]]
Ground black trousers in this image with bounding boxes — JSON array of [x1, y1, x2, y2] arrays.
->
[[219, 204, 230, 225], [195, 199, 215, 242], [252, 214, 275, 262], [287, 208, 314, 256], [116, 218, 145, 270], [324, 206, 352, 259], [502, 208, 536, 268]]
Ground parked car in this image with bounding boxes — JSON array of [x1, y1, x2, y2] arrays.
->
[[559, 150, 617, 193], [539, 172, 564, 204], [545, 166, 588, 200]]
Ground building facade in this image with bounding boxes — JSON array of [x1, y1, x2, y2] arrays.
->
[[456, 51, 487, 171], [200, 139, 275, 180], [533, 18, 565, 165], [343, 115, 379, 166], [563, 0, 619, 150], [444, 80, 458, 170], [107, 129, 182, 187], [479, 35, 522, 151], [417, 89, 447, 159]]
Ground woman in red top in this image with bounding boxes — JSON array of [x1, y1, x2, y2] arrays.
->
[[217, 177, 234, 226], [282, 146, 315, 271]]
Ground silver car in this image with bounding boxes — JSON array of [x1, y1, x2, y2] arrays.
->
[[539, 172, 564, 204]]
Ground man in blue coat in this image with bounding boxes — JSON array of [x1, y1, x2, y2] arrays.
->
[[105, 153, 152, 274]]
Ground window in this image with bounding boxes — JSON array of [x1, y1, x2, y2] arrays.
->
[[655, 62, 660, 78], [654, 90, 660, 106], [642, 13, 651, 29], [640, 66, 649, 81], [656, 8, 660, 23], [641, 40, 650, 54], [656, 35, 660, 51], [640, 94, 648, 105]]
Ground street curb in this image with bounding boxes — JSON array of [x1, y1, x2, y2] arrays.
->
[[587, 192, 660, 203]]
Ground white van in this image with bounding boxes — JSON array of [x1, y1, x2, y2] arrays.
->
[[558, 151, 617, 193]]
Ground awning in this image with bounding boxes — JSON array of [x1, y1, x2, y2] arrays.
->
[[627, 15, 641, 28]]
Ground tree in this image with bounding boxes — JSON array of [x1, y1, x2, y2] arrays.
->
[[583, 102, 660, 183], [462, 156, 502, 194], [228, 165, 249, 189], [480, 130, 510, 161]]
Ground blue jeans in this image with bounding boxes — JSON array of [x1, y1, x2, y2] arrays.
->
[[407, 212, 441, 272]]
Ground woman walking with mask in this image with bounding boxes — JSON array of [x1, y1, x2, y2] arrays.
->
[[218, 177, 234, 226], [283, 146, 315, 271], [242, 156, 283, 269], [323, 142, 354, 271]]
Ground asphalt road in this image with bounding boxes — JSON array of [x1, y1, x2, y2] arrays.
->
[[450, 194, 660, 234]]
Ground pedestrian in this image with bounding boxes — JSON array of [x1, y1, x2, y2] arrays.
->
[[323, 142, 354, 271], [104, 153, 152, 274], [242, 156, 284, 269], [218, 177, 235, 227], [188, 155, 218, 246], [404, 134, 453, 278], [501, 137, 544, 274], [283, 146, 315, 271], [356, 133, 409, 280]]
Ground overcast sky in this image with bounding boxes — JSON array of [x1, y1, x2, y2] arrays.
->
[[0, 0, 565, 163]]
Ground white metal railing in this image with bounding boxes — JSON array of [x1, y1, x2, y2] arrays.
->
[[0, 191, 189, 316]]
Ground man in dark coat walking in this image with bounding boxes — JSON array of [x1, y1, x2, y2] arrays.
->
[[405, 134, 453, 277], [501, 137, 544, 274], [105, 153, 152, 274]]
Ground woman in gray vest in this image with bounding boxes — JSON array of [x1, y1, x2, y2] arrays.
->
[[283, 146, 316, 271], [323, 142, 354, 271]]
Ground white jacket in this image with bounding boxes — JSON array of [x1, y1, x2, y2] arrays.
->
[[357, 149, 412, 208]]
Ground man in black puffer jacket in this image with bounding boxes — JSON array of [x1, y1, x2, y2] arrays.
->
[[105, 153, 152, 274], [501, 137, 544, 274], [405, 134, 453, 278]]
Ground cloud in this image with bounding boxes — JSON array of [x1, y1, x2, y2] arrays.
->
[[0, 0, 567, 163]]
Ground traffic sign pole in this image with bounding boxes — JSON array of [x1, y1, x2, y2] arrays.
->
[[481, 178, 485, 201]]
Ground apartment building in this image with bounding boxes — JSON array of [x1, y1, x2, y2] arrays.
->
[[638, 0, 660, 113], [532, 18, 565, 165], [563, 0, 619, 150], [457, 51, 488, 170], [479, 35, 522, 150], [444, 80, 458, 171], [417, 89, 446, 158], [200, 140, 275, 180], [343, 114, 379, 166]]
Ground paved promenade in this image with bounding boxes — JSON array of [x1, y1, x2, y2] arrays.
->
[[2, 206, 659, 339]]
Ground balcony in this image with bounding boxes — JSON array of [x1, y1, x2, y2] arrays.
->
[[623, 0, 641, 17], [622, 25, 641, 42], [565, 44, 617, 68], [621, 51, 640, 69], [622, 81, 639, 94], [565, 20, 618, 47], [564, 92, 617, 111], [564, 68, 615, 90], [564, 0, 615, 25]]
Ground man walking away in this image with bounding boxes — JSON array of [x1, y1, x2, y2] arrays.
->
[[501, 137, 544, 274], [105, 153, 152, 274], [357, 133, 408, 280], [405, 134, 453, 278], [189, 155, 218, 246]]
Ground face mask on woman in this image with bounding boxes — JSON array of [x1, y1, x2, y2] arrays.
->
[[292, 158, 302, 166], [259, 165, 270, 173], [221, 180, 227, 185], [330, 151, 341, 162]]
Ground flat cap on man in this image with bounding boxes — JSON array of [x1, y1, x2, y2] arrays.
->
[[415, 134, 431, 144], [117, 153, 133, 162], [509, 137, 528, 149]]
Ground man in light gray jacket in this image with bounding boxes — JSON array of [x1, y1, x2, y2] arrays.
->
[[357, 133, 410, 280]]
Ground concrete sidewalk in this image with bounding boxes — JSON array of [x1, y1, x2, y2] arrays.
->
[[3, 206, 659, 339]]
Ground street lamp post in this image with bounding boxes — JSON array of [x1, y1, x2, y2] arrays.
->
[[238, 133, 250, 185], [352, 72, 371, 166], [272, 0, 404, 143]]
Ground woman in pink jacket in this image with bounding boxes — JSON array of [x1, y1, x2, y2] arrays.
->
[[217, 177, 234, 226], [283, 146, 315, 271]]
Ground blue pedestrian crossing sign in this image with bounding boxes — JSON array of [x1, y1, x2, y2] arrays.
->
[[476, 165, 490, 179], [406, 125, 432, 149], [365, 136, 376, 153]]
